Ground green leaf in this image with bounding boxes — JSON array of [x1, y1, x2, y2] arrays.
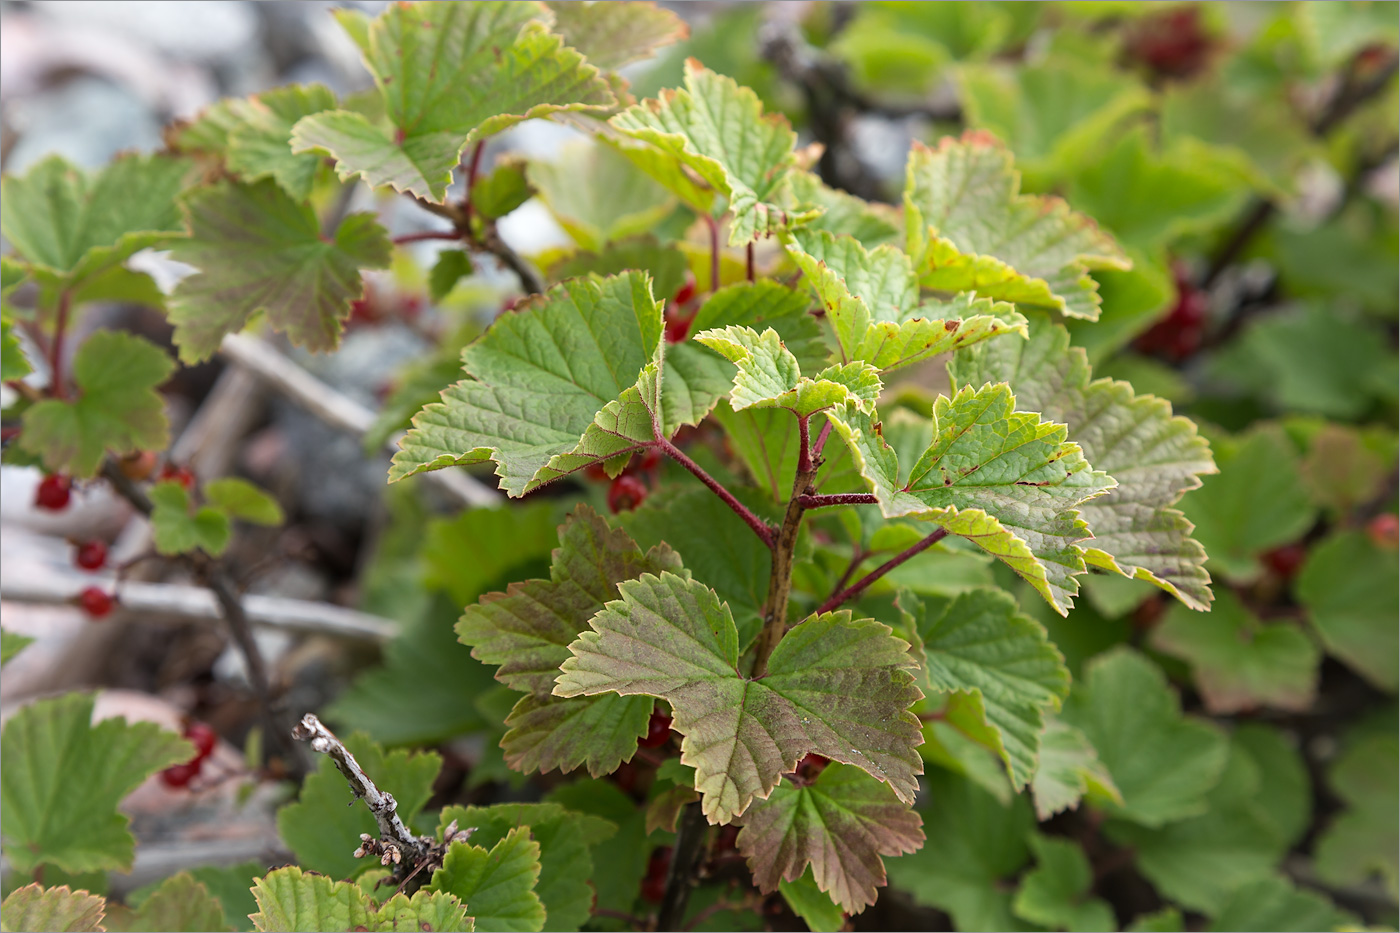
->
[[18, 331, 175, 479], [1208, 876, 1354, 933], [0, 153, 192, 288], [531, 143, 676, 252], [225, 84, 338, 200], [901, 589, 1068, 789], [1151, 589, 1320, 713], [778, 171, 900, 247], [785, 229, 1027, 372], [0, 885, 105, 933], [149, 480, 231, 557], [1065, 127, 1245, 253], [1178, 424, 1316, 583], [436, 803, 605, 933], [1315, 729, 1398, 899], [826, 382, 1116, 614], [430, 251, 475, 302], [544, 1, 687, 70], [429, 829, 544, 933], [778, 870, 844, 932], [168, 179, 392, 363], [1060, 648, 1228, 827], [1296, 529, 1399, 692], [204, 477, 284, 525], [458, 506, 678, 777], [1105, 730, 1305, 914], [736, 763, 923, 914], [250, 867, 371, 932], [1011, 835, 1115, 933], [695, 325, 882, 417], [276, 733, 441, 880], [1, 314, 32, 381], [1127, 908, 1185, 932], [472, 161, 533, 221], [178, 860, 265, 933], [951, 316, 1216, 609], [543, 780, 650, 915], [104, 873, 231, 933], [958, 55, 1151, 188], [555, 572, 923, 823], [1, 630, 34, 667], [617, 485, 773, 650], [371, 892, 474, 933], [0, 693, 192, 875], [1300, 423, 1393, 517], [885, 769, 1034, 931], [611, 60, 817, 246], [689, 280, 828, 376], [390, 272, 662, 494], [291, 2, 613, 202], [1030, 717, 1121, 821], [547, 237, 687, 301]]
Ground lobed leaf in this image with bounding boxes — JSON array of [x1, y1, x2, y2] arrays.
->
[[1011, 835, 1115, 932], [544, 1, 687, 71], [225, 84, 338, 200], [390, 272, 663, 495], [611, 60, 817, 245], [291, 2, 614, 202], [901, 589, 1069, 788], [1029, 717, 1121, 821], [167, 179, 391, 362], [457, 505, 679, 777], [0, 885, 105, 933], [250, 866, 472, 932], [1060, 648, 1228, 827], [1315, 729, 1398, 899], [826, 382, 1115, 614], [904, 131, 1129, 320], [1208, 876, 1355, 933], [104, 873, 231, 933], [785, 229, 1027, 372], [1296, 530, 1399, 692], [0, 153, 192, 289], [149, 480, 231, 557], [19, 331, 175, 479], [0, 693, 192, 875], [736, 764, 924, 914], [428, 829, 544, 933], [694, 324, 882, 418], [555, 572, 923, 823], [951, 316, 1216, 608]]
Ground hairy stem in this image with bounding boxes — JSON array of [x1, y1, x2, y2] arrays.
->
[[657, 436, 774, 548], [657, 801, 709, 931], [810, 418, 833, 462], [816, 527, 949, 614]]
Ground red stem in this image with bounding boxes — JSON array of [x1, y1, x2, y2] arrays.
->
[[796, 414, 813, 475], [462, 140, 486, 230], [815, 527, 949, 614], [796, 493, 878, 509], [745, 241, 755, 282], [49, 290, 71, 399], [811, 419, 833, 462], [657, 435, 774, 548], [703, 213, 721, 293]]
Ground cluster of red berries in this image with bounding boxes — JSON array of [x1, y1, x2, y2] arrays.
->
[[1134, 266, 1208, 361], [72, 537, 116, 619], [160, 721, 219, 789]]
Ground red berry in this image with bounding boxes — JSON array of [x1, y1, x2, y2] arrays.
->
[[636, 448, 661, 473], [673, 275, 697, 307], [583, 461, 611, 482], [160, 760, 201, 789], [1125, 5, 1213, 79], [664, 310, 694, 344], [607, 474, 648, 513], [1263, 543, 1307, 579], [639, 710, 673, 748], [119, 450, 158, 482], [160, 464, 196, 490], [1367, 513, 1399, 550], [35, 474, 72, 511], [183, 721, 219, 761], [74, 540, 108, 571], [641, 847, 672, 902], [78, 586, 114, 619]]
